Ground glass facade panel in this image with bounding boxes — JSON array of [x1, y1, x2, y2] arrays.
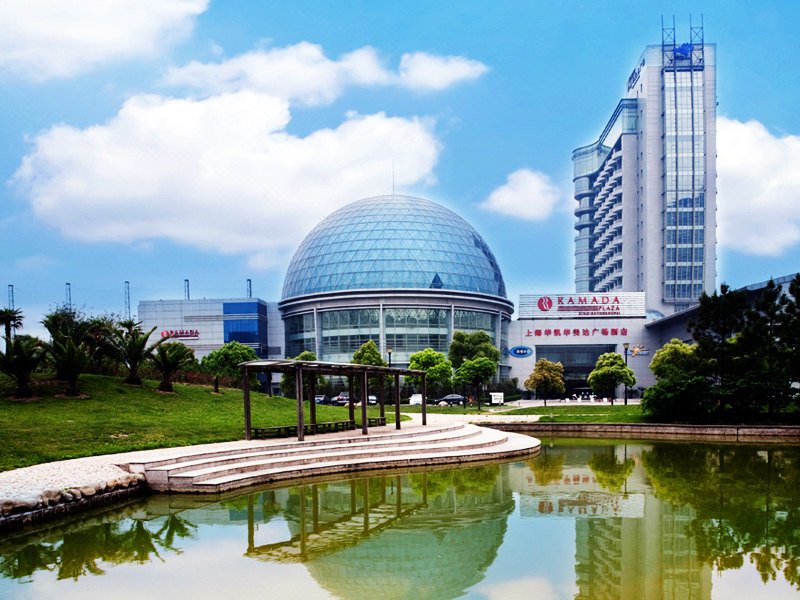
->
[[384, 308, 450, 359], [662, 57, 707, 304], [285, 313, 316, 358], [222, 301, 268, 356], [454, 310, 497, 341], [320, 309, 380, 361]]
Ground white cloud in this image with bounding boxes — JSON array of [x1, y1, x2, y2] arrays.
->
[[479, 169, 562, 220], [12, 91, 440, 268], [0, 0, 208, 81], [717, 117, 800, 256], [398, 52, 488, 91], [163, 43, 488, 103]]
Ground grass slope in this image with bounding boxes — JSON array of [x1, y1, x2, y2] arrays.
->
[[501, 404, 645, 423], [0, 374, 393, 472]]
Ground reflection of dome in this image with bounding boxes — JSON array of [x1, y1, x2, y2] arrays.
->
[[281, 195, 507, 300], [305, 504, 513, 600]]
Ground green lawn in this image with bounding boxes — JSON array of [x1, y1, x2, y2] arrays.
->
[[501, 404, 646, 423], [0, 374, 394, 472]]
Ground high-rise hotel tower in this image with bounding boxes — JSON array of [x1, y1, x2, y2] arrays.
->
[[572, 23, 716, 318]]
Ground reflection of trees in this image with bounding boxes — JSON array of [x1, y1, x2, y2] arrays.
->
[[527, 449, 565, 486], [0, 513, 197, 582], [588, 448, 634, 493], [642, 443, 800, 589], [409, 464, 501, 499]]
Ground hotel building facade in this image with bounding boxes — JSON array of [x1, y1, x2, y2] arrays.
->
[[573, 25, 716, 318]]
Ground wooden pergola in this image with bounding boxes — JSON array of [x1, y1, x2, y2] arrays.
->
[[240, 359, 427, 441]]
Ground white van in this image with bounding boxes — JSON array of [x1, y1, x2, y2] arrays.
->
[[408, 393, 423, 405]]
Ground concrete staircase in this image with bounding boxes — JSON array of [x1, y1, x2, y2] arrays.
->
[[126, 423, 540, 493]]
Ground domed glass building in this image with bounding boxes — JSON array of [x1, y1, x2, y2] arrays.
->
[[279, 195, 514, 374]]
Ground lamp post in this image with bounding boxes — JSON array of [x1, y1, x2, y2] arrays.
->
[[622, 342, 629, 406]]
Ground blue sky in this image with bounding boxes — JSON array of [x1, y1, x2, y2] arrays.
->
[[2, 0, 799, 334]]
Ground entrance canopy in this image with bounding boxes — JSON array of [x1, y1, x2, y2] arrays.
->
[[240, 359, 427, 441]]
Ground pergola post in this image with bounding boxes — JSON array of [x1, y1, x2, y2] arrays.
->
[[361, 370, 369, 435], [296, 368, 305, 441], [394, 372, 401, 430], [378, 377, 385, 419], [266, 371, 272, 396], [421, 373, 427, 426], [348, 374, 355, 424], [309, 373, 317, 434], [243, 366, 252, 440]]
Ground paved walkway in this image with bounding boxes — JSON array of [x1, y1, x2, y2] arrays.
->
[[0, 411, 542, 506]]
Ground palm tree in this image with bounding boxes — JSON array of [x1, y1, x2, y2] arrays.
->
[[111, 320, 164, 385], [0, 308, 24, 352], [0, 335, 47, 398], [48, 331, 92, 396], [149, 342, 195, 392]]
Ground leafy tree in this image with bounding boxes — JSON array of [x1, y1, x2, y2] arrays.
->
[[0, 334, 47, 398], [689, 283, 748, 398], [454, 356, 497, 409], [279, 350, 325, 398], [587, 352, 635, 402], [149, 342, 196, 392], [201, 341, 258, 393], [407, 348, 453, 395], [524, 358, 565, 405], [109, 320, 164, 386], [83, 315, 119, 375], [448, 330, 500, 370], [0, 307, 23, 351], [738, 278, 794, 417], [779, 275, 800, 395], [351, 340, 387, 399]]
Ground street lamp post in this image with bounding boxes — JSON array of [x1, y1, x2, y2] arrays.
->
[[622, 342, 629, 406]]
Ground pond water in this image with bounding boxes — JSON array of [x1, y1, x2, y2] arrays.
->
[[1, 438, 799, 599]]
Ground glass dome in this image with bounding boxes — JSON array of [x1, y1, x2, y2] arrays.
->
[[282, 195, 507, 300]]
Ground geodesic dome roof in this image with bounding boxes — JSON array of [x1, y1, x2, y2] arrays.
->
[[281, 195, 507, 300]]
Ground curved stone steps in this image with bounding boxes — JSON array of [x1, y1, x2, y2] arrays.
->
[[139, 423, 539, 493], [144, 426, 483, 486], [166, 427, 508, 490], [129, 422, 467, 473]]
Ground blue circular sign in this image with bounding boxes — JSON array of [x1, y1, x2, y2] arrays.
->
[[508, 346, 533, 358]]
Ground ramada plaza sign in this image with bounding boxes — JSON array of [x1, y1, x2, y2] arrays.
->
[[161, 329, 200, 339], [519, 292, 646, 319]]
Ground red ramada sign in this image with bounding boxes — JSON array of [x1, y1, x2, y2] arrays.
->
[[537, 295, 621, 316], [519, 293, 645, 319], [161, 329, 199, 339]]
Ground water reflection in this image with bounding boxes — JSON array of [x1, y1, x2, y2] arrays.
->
[[1, 441, 799, 599]]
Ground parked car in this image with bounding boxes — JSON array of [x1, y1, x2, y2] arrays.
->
[[314, 394, 332, 405], [367, 395, 378, 405], [408, 393, 423, 405], [437, 394, 466, 406], [334, 392, 352, 406]]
